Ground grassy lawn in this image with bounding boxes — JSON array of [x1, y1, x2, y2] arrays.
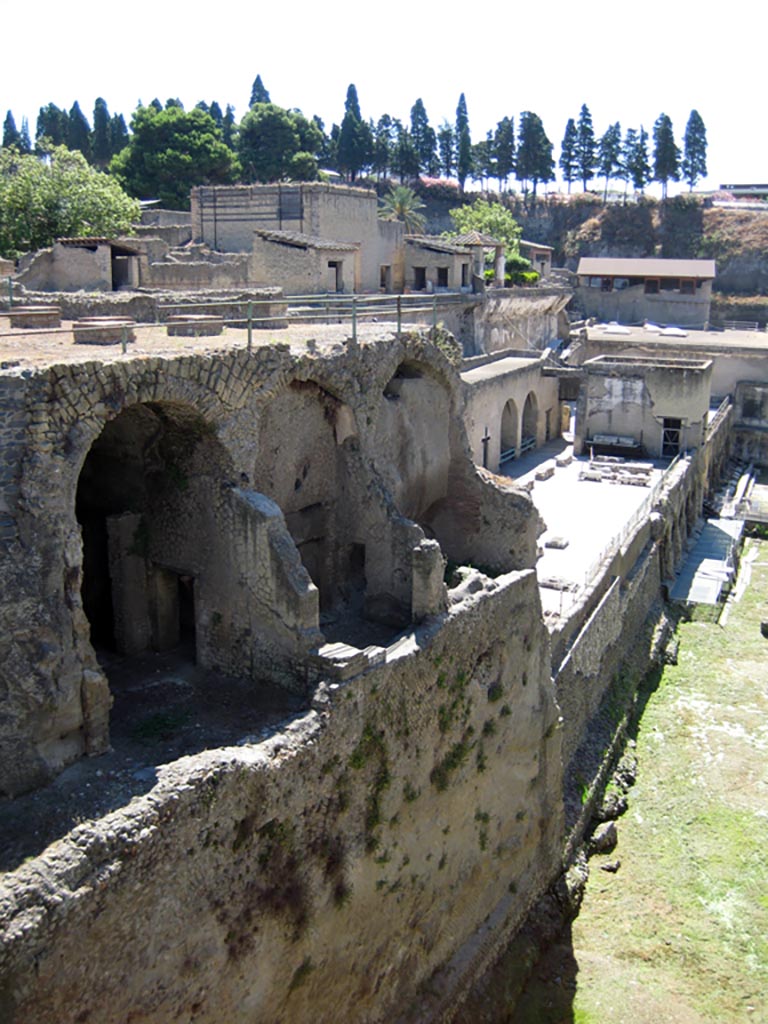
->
[[514, 538, 768, 1024]]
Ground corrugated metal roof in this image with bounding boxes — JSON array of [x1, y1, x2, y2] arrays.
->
[[253, 229, 359, 252], [577, 257, 716, 278]]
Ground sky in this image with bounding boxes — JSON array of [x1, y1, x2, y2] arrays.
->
[[2, 1, 763, 196]]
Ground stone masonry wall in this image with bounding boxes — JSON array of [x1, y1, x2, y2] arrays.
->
[[0, 569, 563, 1024]]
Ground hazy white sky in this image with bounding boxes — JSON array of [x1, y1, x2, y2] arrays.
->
[[2, 0, 762, 194]]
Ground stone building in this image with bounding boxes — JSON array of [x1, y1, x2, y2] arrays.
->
[[576, 256, 716, 328], [191, 183, 405, 293]]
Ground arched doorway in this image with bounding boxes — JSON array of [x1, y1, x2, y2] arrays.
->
[[522, 391, 539, 451], [500, 398, 519, 466], [76, 401, 232, 660]]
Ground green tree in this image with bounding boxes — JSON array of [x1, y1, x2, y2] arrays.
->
[[337, 85, 372, 181], [2, 111, 20, 149], [109, 113, 129, 156], [378, 184, 426, 233], [447, 197, 522, 254], [681, 109, 707, 191], [372, 114, 396, 179], [598, 121, 622, 201], [471, 131, 496, 188], [237, 103, 321, 182], [0, 146, 139, 258], [18, 118, 31, 155], [222, 105, 236, 149], [35, 103, 68, 148], [67, 101, 91, 160], [653, 112, 680, 198], [410, 98, 437, 175], [92, 97, 112, 168], [437, 121, 455, 178], [111, 103, 237, 209], [516, 111, 554, 197], [455, 93, 472, 192], [559, 117, 578, 193], [494, 117, 515, 191], [576, 103, 596, 191], [624, 126, 651, 192], [249, 75, 271, 107], [391, 126, 420, 182]]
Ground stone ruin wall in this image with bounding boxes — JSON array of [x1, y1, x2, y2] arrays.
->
[[0, 330, 737, 1022], [0, 568, 563, 1024]]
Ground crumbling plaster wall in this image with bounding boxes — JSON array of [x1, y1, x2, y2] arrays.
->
[[574, 361, 712, 456], [576, 280, 713, 329], [473, 289, 570, 354], [15, 243, 113, 292], [0, 334, 541, 798], [0, 568, 564, 1024]]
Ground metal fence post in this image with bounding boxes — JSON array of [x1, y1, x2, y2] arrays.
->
[[432, 295, 437, 331], [352, 296, 357, 344], [397, 295, 402, 338], [7, 276, 12, 307], [121, 326, 127, 354], [247, 301, 253, 353]]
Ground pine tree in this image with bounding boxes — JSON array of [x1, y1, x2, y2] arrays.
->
[[92, 98, 112, 167], [249, 75, 271, 106], [372, 114, 396, 179], [2, 111, 20, 149], [516, 111, 554, 197], [455, 93, 472, 192], [222, 105, 236, 149], [681, 109, 707, 191], [559, 118, 578, 193], [337, 85, 372, 182], [109, 114, 129, 156], [18, 117, 32, 154], [493, 117, 515, 191], [67, 102, 91, 159], [209, 102, 223, 130], [391, 127, 420, 183], [437, 121, 454, 178], [626, 126, 652, 192], [410, 98, 436, 175], [36, 103, 69, 148], [653, 113, 680, 199], [598, 122, 622, 202], [576, 103, 596, 191]]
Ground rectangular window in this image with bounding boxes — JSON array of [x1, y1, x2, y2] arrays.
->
[[660, 278, 680, 292], [601, 277, 613, 292], [614, 277, 629, 290], [413, 266, 427, 290], [437, 266, 448, 288], [461, 263, 469, 287], [661, 417, 682, 457], [644, 278, 660, 294], [680, 278, 695, 295]]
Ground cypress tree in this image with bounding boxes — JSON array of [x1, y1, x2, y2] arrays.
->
[[653, 113, 680, 198], [559, 118, 578, 193], [249, 75, 271, 107], [2, 111, 20, 149], [67, 101, 91, 159], [455, 93, 472, 192], [598, 122, 622, 202], [92, 97, 112, 167], [494, 117, 515, 191], [681, 109, 707, 191], [576, 103, 596, 191]]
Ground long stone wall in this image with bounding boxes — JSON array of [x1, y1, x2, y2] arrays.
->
[[0, 569, 563, 1024]]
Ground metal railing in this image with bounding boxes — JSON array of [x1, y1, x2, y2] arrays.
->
[[706, 396, 732, 441]]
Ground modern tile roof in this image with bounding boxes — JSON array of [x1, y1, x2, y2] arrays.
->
[[253, 229, 359, 252]]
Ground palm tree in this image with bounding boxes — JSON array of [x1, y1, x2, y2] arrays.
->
[[378, 184, 426, 234]]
